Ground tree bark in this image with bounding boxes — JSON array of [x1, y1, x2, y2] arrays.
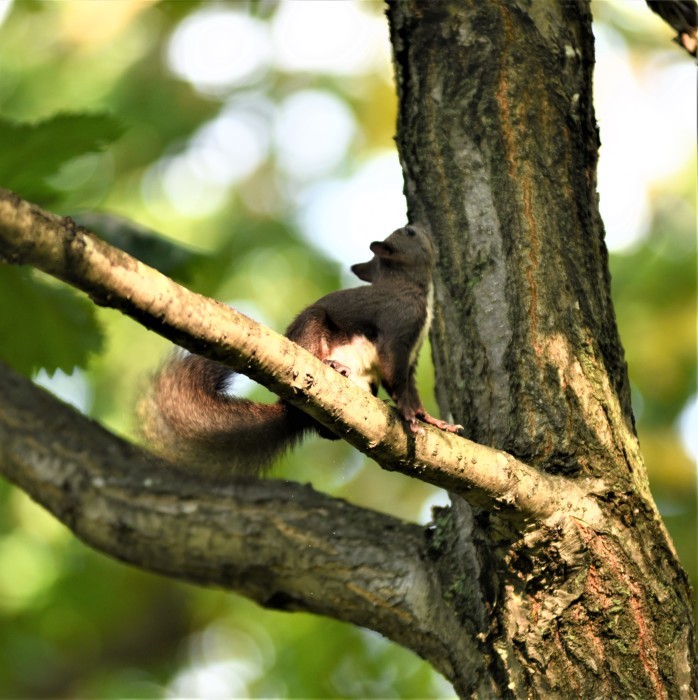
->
[[0, 361, 480, 686], [0, 188, 600, 522], [389, 0, 695, 697]]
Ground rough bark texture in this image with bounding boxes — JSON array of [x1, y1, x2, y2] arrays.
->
[[0, 361, 480, 685], [389, 0, 695, 697]]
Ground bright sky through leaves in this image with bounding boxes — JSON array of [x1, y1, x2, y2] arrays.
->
[[163, 1, 696, 257]]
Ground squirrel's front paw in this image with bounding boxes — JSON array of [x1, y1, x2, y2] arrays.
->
[[324, 358, 351, 377], [408, 418, 425, 434]]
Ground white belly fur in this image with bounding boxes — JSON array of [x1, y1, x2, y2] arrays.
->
[[328, 335, 381, 393], [328, 283, 433, 393]]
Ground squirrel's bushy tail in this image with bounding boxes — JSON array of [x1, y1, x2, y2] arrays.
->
[[139, 353, 310, 479]]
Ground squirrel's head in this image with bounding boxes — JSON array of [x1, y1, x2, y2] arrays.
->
[[351, 224, 435, 282]]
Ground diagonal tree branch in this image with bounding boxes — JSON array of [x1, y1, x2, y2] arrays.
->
[[0, 360, 481, 686], [0, 187, 603, 524]]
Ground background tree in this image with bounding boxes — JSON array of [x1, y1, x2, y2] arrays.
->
[[0, 1, 695, 698]]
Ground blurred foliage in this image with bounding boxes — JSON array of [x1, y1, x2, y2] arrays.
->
[[0, 111, 122, 377], [0, 1, 694, 698], [0, 113, 124, 203], [0, 266, 104, 377]]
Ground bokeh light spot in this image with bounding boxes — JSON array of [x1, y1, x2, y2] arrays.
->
[[275, 90, 356, 180], [297, 152, 407, 266], [271, 1, 387, 75], [167, 9, 270, 94], [677, 394, 698, 465]]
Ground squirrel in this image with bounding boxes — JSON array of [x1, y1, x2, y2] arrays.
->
[[140, 224, 462, 479]]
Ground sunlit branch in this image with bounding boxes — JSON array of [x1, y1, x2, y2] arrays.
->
[[0, 188, 602, 523]]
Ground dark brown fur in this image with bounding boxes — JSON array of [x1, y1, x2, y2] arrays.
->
[[140, 225, 461, 479]]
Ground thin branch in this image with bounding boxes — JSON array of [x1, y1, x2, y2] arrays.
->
[[0, 188, 603, 523], [0, 359, 481, 685]]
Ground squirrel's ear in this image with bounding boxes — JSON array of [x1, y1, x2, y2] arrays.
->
[[369, 241, 394, 258], [352, 239, 395, 280], [351, 259, 377, 281]]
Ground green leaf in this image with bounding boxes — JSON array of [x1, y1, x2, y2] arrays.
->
[[0, 265, 104, 377], [0, 113, 125, 204]]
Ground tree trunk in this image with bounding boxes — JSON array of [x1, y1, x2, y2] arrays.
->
[[388, 0, 695, 697]]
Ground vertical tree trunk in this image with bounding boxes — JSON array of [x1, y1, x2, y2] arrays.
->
[[388, 1, 696, 697]]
